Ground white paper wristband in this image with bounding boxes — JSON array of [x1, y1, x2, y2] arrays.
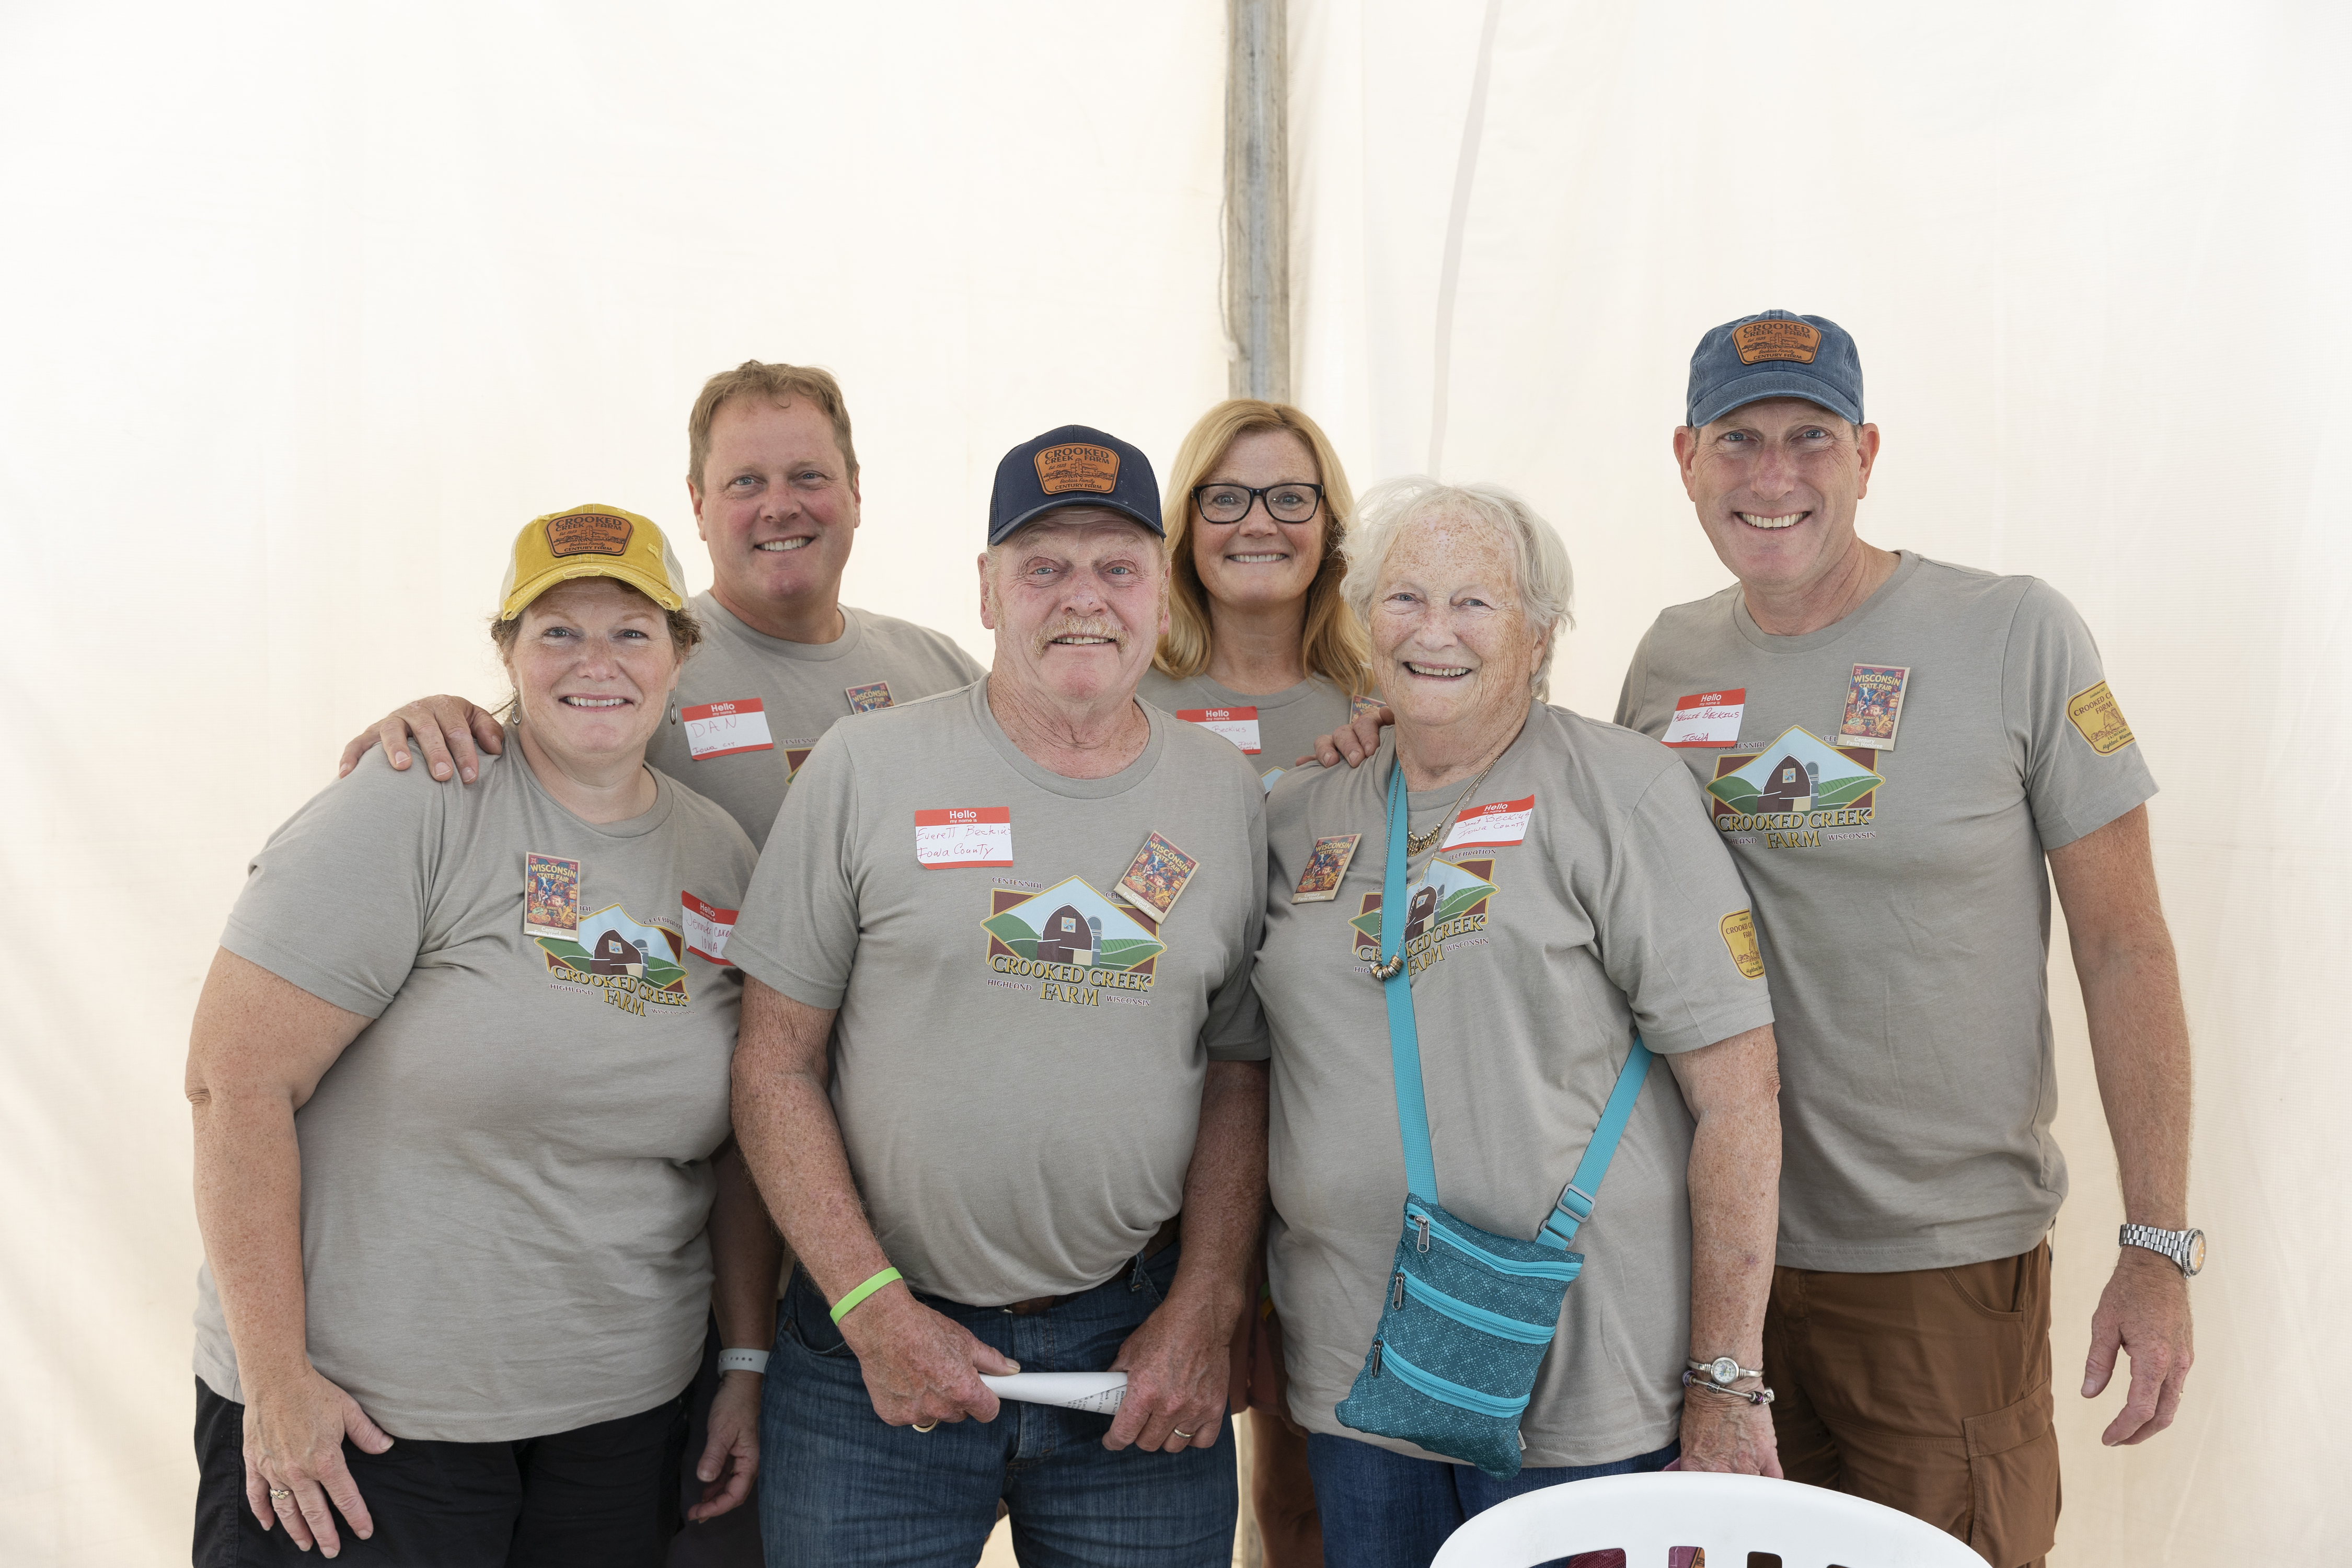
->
[[717, 1348, 770, 1376]]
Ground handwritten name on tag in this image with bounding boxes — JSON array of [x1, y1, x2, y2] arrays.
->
[[1440, 795, 1535, 850], [1663, 689, 1746, 748], [682, 699, 775, 760], [915, 807, 1013, 868], [682, 892, 737, 964], [1176, 707, 1261, 754]]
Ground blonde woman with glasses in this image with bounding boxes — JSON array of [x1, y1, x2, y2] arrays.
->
[[1140, 399, 1373, 1567], [1140, 400, 1378, 799]]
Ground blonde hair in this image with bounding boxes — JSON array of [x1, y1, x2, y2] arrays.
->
[[1342, 477, 1575, 702], [687, 361, 858, 490], [1154, 400, 1373, 699]]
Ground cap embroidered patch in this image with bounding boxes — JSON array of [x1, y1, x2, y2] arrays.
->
[[1732, 319, 1822, 365], [1034, 443, 1121, 495], [545, 511, 634, 557]]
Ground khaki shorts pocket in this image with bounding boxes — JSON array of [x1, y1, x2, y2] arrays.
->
[[1963, 1380, 2059, 1566], [1939, 1249, 2031, 1320]]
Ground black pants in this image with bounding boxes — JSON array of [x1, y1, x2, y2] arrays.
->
[[194, 1378, 686, 1567]]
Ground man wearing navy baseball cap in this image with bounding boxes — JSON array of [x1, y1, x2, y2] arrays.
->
[[728, 423, 1272, 1565], [1613, 312, 2197, 1565]]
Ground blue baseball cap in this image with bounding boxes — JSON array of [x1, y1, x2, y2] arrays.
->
[[988, 425, 1163, 545], [1685, 310, 1865, 429]]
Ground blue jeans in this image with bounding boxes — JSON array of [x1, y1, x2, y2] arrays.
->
[[1306, 1431, 1679, 1568], [759, 1246, 1236, 1568]]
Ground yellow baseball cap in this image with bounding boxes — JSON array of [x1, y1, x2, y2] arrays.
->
[[499, 504, 689, 620]]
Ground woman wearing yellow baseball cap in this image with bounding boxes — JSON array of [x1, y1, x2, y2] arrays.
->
[[184, 505, 780, 1566]]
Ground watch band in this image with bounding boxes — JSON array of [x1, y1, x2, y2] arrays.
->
[[717, 1347, 770, 1376], [1686, 1356, 1763, 1385], [2119, 1223, 2206, 1277]]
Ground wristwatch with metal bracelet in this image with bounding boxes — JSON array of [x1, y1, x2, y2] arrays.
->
[[2119, 1223, 2206, 1277]]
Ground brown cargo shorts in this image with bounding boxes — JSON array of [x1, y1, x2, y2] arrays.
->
[[1763, 1240, 2060, 1568]]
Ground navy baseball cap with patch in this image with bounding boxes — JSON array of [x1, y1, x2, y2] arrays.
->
[[988, 424, 1163, 545], [1686, 309, 1865, 429]]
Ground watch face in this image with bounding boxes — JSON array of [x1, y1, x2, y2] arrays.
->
[[2186, 1230, 2206, 1275], [1709, 1357, 1740, 1383]]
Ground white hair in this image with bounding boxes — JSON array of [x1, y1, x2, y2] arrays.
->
[[1340, 476, 1576, 699]]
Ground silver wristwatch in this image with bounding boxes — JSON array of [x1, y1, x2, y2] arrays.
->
[[2119, 1223, 2206, 1277], [1686, 1356, 1762, 1385]]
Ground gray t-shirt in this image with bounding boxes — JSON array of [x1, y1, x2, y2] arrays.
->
[[1254, 705, 1774, 1468], [647, 595, 984, 848], [1137, 668, 1369, 793], [194, 741, 757, 1441], [1615, 551, 2159, 1272], [728, 679, 1270, 1306]]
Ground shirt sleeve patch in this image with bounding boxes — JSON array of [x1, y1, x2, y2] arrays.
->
[[2064, 681, 2137, 755], [1719, 909, 1766, 979]]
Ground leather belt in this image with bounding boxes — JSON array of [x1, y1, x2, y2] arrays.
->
[[999, 1216, 1182, 1316]]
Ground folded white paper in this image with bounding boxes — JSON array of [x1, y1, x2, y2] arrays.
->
[[980, 1371, 1128, 1414]]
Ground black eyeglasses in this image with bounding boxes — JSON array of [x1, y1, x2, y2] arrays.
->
[[1191, 481, 1324, 525]]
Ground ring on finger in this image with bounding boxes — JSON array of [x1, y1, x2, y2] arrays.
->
[[268, 1487, 292, 1500], [912, 1419, 938, 1433], [1170, 1427, 1193, 1441]]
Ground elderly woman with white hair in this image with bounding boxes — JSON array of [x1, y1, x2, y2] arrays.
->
[[1249, 478, 1785, 1566]]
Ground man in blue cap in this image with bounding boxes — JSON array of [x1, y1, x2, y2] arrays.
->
[[727, 425, 1271, 1566], [1612, 312, 2199, 1565]]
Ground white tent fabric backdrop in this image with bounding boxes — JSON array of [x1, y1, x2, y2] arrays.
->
[[0, 2, 2339, 1563]]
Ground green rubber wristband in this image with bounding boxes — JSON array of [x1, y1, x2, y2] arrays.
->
[[829, 1266, 904, 1324]]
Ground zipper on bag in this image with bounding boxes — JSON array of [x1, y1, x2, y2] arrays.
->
[[1377, 1342, 1532, 1419], [1396, 1273, 1556, 1345], [1405, 1204, 1581, 1282]]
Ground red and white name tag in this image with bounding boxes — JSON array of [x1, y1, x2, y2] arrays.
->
[[1177, 707, 1261, 755], [682, 699, 775, 760], [682, 892, 737, 964], [915, 807, 1013, 868], [1441, 794, 1535, 850], [1662, 689, 1745, 748]]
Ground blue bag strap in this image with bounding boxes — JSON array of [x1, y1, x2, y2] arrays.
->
[[1375, 759, 1441, 1205], [1536, 1036, 1654, 1251]]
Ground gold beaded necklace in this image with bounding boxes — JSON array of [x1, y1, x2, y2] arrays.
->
[[1403, 753, 1502, 855]]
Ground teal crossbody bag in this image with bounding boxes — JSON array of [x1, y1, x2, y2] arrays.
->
[[1332, 761, 1653, 1478]]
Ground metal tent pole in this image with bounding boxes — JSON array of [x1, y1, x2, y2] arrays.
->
[[1225, 0, 1289, 403]]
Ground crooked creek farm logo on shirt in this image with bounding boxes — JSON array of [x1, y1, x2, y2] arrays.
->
[[981, 876, 1165, 1008], [1347, 857, 1497, 981], [1705, 727, 1883, 849], [535, 905, 690, 1016]]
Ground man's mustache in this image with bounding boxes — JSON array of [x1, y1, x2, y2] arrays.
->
[[1032, 617, 1130, 656]]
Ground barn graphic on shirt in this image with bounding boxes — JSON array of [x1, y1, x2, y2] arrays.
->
[[1703, 727, 1884, 850], [1350, 857, 1496, 982], [981, 875, 1165, 1007], [534, 903, 690, 1015], [1705, 727, 1881, 815]]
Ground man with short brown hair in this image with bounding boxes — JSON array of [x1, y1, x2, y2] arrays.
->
[[342, 357, 981, 846]]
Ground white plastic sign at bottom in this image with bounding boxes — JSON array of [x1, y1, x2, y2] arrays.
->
[[981, 1371, 1128, 1414]]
